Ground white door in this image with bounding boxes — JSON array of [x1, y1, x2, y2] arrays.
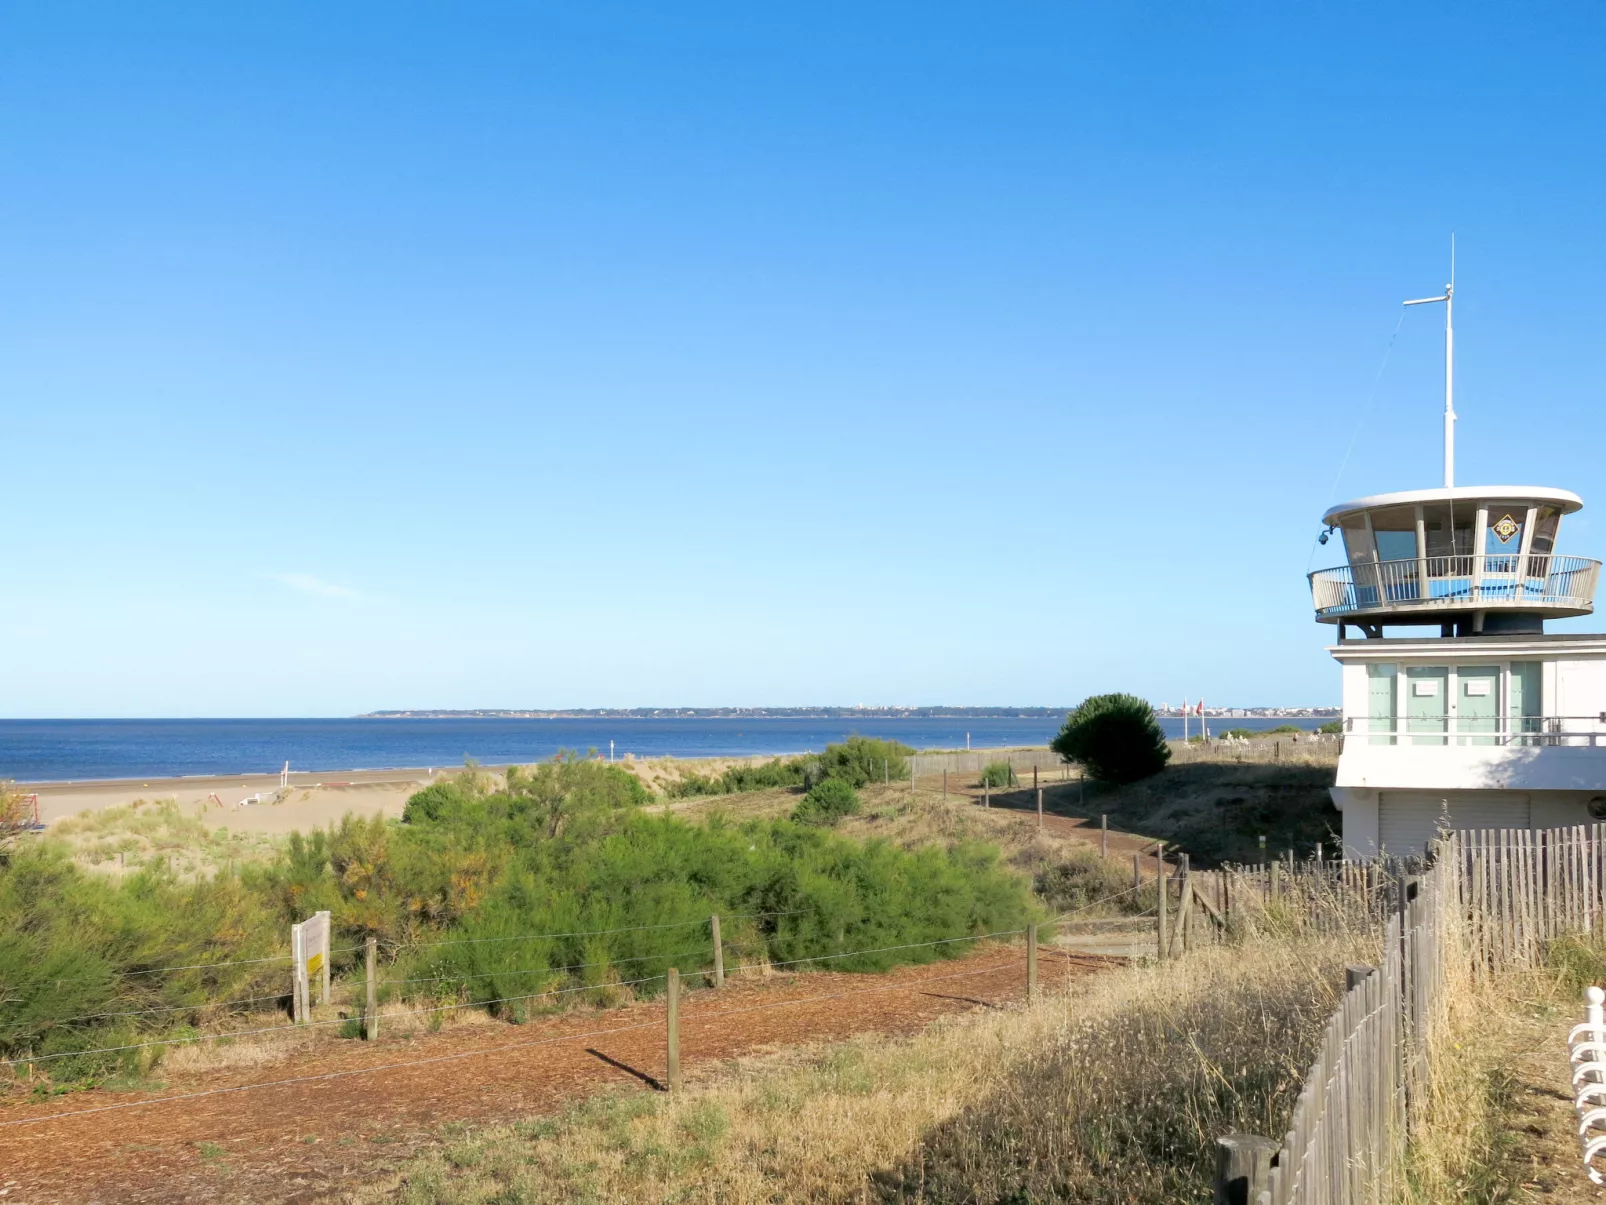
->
[[1378, 790, 1532, 855]]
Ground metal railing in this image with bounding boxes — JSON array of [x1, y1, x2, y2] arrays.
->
[[1343, 713, 1606, 747], [1309, 553, 1600, 618]]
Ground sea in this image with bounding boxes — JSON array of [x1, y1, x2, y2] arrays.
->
[[0, 715, 1332, 784]]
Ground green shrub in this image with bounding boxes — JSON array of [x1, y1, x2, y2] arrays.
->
[[816, 736, 912, 788], [979, 761, 1016, 789], [792, 779, 861, 826], [1222, 728, 1256, 740], [1051, 694, 1170, 784], [1317, 720, 1343, 735]]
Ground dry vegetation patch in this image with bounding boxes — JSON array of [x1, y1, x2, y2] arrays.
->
[[353, 934, 1363, 1205], [49, 799, 281, 878]]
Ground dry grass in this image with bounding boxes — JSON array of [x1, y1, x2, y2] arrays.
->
[[1404, 936, 1606, 1204], [348, 932, 1365, 1205], [49, 799, 281, 879]]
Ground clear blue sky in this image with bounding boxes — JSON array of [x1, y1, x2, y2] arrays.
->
[[3, 3, 1604, 717]]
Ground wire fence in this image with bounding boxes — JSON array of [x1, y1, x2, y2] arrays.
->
[[0, 922, 1075, 1125]]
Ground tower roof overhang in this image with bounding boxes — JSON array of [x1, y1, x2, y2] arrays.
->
[[1323, 486, 1583, 527]]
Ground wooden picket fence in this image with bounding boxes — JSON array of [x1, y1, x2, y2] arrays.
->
[[1234, 827, 1592, 1204]]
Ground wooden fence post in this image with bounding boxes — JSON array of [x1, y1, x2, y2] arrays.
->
[[1033, 764, 1039, 792], [1101, 814, 1109, 859], [984, 778, 990, 808], [1157, 846, 1168, 960], [1214, 1133, 1278, 1205], [666, 968, 682, 1092], [1036, 787, 1044, 830], [1175, 854, 1192, 957], [1027, 922, 1039, 1001], [291, 921, 306, 1025], [711, 914, 724, 988], [365, 935, 378, 1041], [1271, 861, 1282, 905]]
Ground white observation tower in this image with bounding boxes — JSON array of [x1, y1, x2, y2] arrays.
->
[[1313, 248, 1606, 858]]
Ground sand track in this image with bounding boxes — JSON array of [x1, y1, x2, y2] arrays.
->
[[0, 946, 1111, 1204]]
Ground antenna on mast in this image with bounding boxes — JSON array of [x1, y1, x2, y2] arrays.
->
[[1403, 234, 1456, 487]]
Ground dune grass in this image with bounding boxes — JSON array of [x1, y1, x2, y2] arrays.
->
[[353, 931, 1364, 1205], [50, 799, 280, 879]]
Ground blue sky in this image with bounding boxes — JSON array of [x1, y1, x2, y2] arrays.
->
[[3, 3, 1604, 717]]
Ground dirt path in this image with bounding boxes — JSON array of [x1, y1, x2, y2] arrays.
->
[[0, 946, 1110, 1204]]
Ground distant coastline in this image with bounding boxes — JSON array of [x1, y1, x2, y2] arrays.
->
[[360, 705, 1341, 720]]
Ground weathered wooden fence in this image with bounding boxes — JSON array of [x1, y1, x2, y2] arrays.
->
[[1228, 826, 1605, 1204]]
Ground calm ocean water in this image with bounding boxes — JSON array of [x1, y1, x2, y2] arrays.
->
[[0, 715, 1329, 783]]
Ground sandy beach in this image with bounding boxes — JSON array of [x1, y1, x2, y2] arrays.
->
[[19, 767, 437, 834]]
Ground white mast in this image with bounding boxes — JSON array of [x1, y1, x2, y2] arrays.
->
[[1404, 235, 1456, 487]]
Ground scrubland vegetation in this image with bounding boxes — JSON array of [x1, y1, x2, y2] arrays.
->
[[663, 736, 913, 798], [0, 747, 1032, 1085], [359, 930, 1364, 1205]]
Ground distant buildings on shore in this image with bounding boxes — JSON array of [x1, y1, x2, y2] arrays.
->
[[1154, 705, 1340, 718], [363, 704, 1338, 720]]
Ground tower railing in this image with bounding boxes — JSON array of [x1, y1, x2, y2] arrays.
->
[[1342, 713, 1606, 747], [1310, 554, 1600, 618]]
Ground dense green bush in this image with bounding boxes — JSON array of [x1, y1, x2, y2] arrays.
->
[[663, 757, 807, 798], [816, 735, 913, 787], [979, 761, 1017, 789], [1317, 720, 1343, 735], [664, 736, 913, 799], [791, 778, 861, 826], [1050, 694, 1170, 784]]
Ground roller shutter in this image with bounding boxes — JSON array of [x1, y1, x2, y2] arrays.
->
[[1377, 791, 1532, 856]]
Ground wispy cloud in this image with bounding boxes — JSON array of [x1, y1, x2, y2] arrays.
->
[[268, 572, 361, 599]]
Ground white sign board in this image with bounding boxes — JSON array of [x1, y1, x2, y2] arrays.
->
[[1464, 680, 1491, 697], [1413, 680, 1439, 697], [290, 910, 331, 1023]]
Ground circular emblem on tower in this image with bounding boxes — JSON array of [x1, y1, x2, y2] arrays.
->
[[1492, 513, 1521, 543]]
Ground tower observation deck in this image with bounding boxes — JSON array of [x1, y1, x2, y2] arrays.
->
[[1309, 486, 1600, 638]]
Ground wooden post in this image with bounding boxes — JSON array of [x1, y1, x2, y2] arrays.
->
[[1345, 963, 1374, 992], [710, 914, 724, 988], [1271, 861, 1282, 904], [1101, 814, 1109, 859], [1214, 1133, 1278, 1205], [1036, 787, 1044, 830], [291, 921, 306, 1025], [984, 778, 990, 808], [1033, 764, 1039, 792], [1157, 846, 1168, 960], [1176, 854, 1192, 957], [883, 758, 889, 785], [666, 968, 682, 1092], [365, 935, 378, 1041], [1027, 922, 1039, 1001]]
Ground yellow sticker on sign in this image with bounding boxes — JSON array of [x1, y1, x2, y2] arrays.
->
[[307, 952, 324, 975]]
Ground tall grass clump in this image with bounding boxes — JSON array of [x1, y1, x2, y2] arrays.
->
[[878, 937, 1360, 1203]]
